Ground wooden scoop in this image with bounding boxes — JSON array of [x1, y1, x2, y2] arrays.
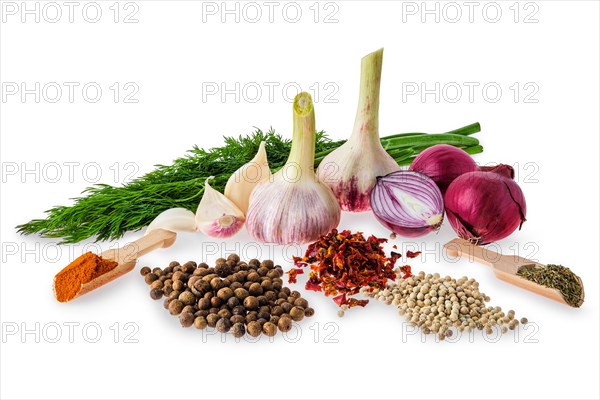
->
[[59, 229, 177, 301], [443, 238, 584, 307]]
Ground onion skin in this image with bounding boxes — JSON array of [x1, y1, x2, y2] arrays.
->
[[444, 166, 526, 245], [410, 144, 478, 194], [371, 171, 444, 238]]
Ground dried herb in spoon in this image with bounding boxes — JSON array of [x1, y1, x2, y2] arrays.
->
[[517, 264, 584, 307]]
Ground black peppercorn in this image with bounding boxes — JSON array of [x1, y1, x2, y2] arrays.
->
[[216, 317, 232, 333], [144, 273, 158, 285], [168, 300, 184, 315], [140, 266, 151, 276], [290, 306, 305, 322], [247, 321, 262, 337], [278, 316, 292, 333], [194, 316, 208, 329], [262, 322, 277, 337], [150, 288, 163, 300], [206, 313, 219, 327], [179, 312, 194, 328], [243, 296, 259, 310], [304, 307, 315, 317]]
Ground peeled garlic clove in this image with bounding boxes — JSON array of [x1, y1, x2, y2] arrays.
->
[[224, 141, 271, 214], [246, 92, 340, 245], [196, 177, 245, 238], [145, 207, 197, 235], [317, 48, 400, 212]]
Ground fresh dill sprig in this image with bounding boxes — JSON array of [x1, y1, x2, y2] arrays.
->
[[17, 124, 481, 243]]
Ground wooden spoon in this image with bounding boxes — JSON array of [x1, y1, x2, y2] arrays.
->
[[443, 238, 584, 307], [60, 229, 177, 301]]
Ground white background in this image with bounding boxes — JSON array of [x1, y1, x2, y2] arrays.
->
[[1, 1, 599, 399]]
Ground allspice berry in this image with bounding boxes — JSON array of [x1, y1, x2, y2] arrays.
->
[[231, 322, 245, 338], [144, 273, 158, 285], [243, 296, 259, 310], [179, 291, 196, 306], [278, 316, 292, 333], [217, 287, 234, 301], [290, 306, 305, 322], [262, 322, 277, 337], [247, 321, 262, 337], [168, 300, 184, 315], [216, 317, 232, 333], [207, 313, 219, 327], [140, 266, 151, 276], [304, 307, 315, 317], [150, 288, 163, 300], [294, 298, 309, 309], [179, 312, 194, 328], [260, 260, 274, 270], [194, 316, 208, 330]]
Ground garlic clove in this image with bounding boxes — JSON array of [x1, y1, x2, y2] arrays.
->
[[224, 141, 271, 214], [145, 207, 197, 235], [196, 177, 245, 238]]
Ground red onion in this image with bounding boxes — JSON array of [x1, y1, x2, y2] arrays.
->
[[371, 171, 444, 237], [444, 165, 526, 245], [410, 144, 478, 194]]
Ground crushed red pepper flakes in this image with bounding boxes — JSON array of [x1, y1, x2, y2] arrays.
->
[[293, 229, 399, 308], [392, 244, 398, 249], [286, 268, 304, 284], [406, 250, 422, 258]]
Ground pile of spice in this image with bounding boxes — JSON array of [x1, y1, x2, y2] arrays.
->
[[54, 252, 118, 302], [291, 229, 406, 308], [517, 264, 584, 307], [362, 271, 529, 340], [142, 254, 314, 338]]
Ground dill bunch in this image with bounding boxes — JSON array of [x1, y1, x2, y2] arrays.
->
[[17, 124, 482, 243]]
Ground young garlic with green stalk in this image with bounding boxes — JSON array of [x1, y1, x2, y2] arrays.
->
[[246, 92, 340, 245], [317, 48, 400, 212]]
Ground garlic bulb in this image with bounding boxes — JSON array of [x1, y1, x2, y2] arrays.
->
[[246, 92, 340, 245], [196, 177, 245, 238], [316, 48, 400, 212], [224, 141, 271, 214], [145, 207, 197, 235]]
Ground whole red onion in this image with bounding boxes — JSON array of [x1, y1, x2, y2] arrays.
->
[[444, 165, 526, 245], [410, 144, 478, 194]]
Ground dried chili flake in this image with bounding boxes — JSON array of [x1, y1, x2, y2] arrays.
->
[[406, 250, 421, 259], [399, 265, 413, 279], [392, 244, 398, 249], [286, 268, 304, 284], [293, 229, 398, 307]]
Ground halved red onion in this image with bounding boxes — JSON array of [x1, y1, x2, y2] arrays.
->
[[410, 144, 478, 194], [444, 165, 526, 245], [371, 171, 444, 237]]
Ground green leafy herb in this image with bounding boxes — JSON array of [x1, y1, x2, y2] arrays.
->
[[17, 124, 482, 243], [517, 263, 584, 307]]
